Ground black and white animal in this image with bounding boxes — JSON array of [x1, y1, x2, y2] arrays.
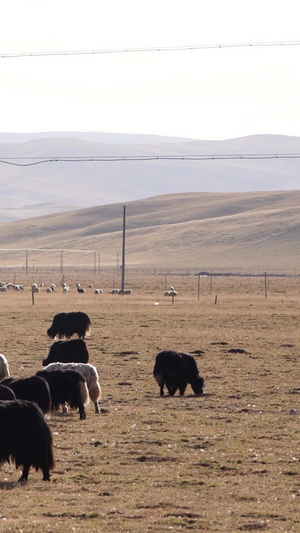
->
[[111, 288, 120, 294], [42, 339, 89, 367], [31, 283, 40, 293], [0, 399, 54, 482], [0, 354, 10, 381], [153, 350, 205, 397], [47, 312, 91, 339], [36, 369, 89, 420], [1, 376, 51, 414], [77, 287, 85, 293], [42, 362, 101, 414], [164, 286, 178, 296]]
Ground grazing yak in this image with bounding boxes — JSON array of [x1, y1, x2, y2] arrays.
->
[[42, 362, 101, 414], [1, 376, 51, 414], [43, 338, 89, 367], [0, 399, 54, 482], [36, 369, 89, 420], [153, 350, 205, 397], [47, 311, 91, 339], [0, 354, 10, 381]]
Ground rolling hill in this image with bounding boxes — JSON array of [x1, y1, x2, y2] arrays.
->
[[0, 191, 300, 271], [0, 132, 300, 222]]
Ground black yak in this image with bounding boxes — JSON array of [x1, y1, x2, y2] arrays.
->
[[47, 312, 91, 339], [42, 338, 89, 367], [0, 385, 15, 401], [153, 350, 205, 397], [42, 362, 101, 414], [1, 376, 51, 414], [36, 369, 89, 420], [0, 399, 54, 482]]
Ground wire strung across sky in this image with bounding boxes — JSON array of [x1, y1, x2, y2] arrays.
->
[[0, 154, 300, 166], [0, 248, 97, 253], [1, 41, 300, 59]]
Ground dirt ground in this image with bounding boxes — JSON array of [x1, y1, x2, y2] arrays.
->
[[0, 271, 299, 532]]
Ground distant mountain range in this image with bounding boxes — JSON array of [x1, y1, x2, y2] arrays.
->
[[0, 132, 299, 222]]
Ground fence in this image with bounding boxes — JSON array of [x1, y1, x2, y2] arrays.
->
[[0, 248, 100, 274]]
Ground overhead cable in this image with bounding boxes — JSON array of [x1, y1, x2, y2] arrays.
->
[[1, 41, 300, 59], [0, 153, 300, 166]]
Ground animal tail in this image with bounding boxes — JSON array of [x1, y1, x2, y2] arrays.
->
[[153, 359, 164, 381], [153, 371, 164, 387], [79, 381, 90, 407], [0, 359, 10, 380], [88, 375, 101, 403], [39, 412, 55, 472], [19, 401, 55, 475]]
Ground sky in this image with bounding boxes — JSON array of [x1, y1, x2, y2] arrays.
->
[[1, 0, 300, 141]]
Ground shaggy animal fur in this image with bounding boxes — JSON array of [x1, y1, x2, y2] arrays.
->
[[36, 369, 89, 420], [0, 385, 16, 401], [0, 399, 54, 482], [43, 338, 89, 367], [47, 312, 91, 339], [1, 376, 51, 414], [153, 350, 205, 397], [0, 354, 10, 381], [42, 362, 101, 414]]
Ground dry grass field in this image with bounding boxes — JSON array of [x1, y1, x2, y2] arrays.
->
[[0, 270, 300, 532], [1, 190, 300, 271]]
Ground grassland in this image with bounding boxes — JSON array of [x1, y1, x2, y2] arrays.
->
[[0, 270, 299, 531], [1, 190, 300, 271]]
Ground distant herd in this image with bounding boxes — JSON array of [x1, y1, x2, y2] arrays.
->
[[0, 285, 205, 483], [0, 281, 132, 294]]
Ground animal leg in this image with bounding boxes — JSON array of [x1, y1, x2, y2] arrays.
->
[[79, 405, 86, 420], [42, 468, 51, 481], [94, 401, 100, 414], [19, 464, 30, 482], [167, 385, 176, 396]]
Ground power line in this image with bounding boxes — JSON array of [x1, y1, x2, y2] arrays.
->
[[0, 248, 97, 253], [1, 41, 300, 59], [0, 154, 300, 166]]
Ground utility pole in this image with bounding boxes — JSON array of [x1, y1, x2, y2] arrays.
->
[[60, 250, 64, 274], [121, 205, 126, 294]]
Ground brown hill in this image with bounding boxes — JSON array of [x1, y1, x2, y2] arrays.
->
[[0, 133, 300, 222], [0, 191, 299, 272]]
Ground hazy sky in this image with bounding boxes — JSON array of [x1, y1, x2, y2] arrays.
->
[[1, 0, 300, 140]]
